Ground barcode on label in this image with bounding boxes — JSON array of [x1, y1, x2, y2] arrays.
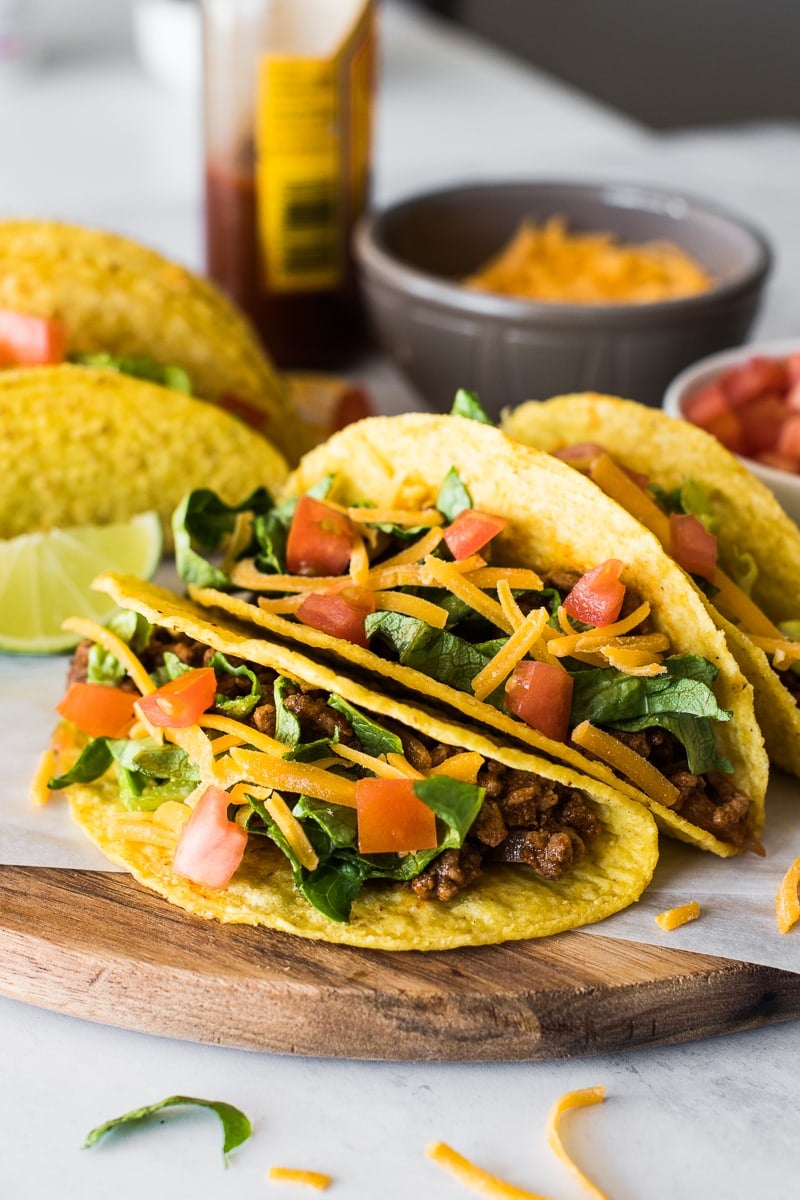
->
[[279, 181, 339, 277]]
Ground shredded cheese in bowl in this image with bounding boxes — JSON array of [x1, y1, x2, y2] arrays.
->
[[465, 216, 712, 305]]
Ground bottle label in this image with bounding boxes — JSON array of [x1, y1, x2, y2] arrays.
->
[[255, 2, 375, 294]]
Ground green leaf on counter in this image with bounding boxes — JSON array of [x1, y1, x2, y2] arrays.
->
[[83, 1095, 252, 1164]]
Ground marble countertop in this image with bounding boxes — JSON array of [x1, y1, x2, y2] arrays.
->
[[2, 4, 800, 1197]]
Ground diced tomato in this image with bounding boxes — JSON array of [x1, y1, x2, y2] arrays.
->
[[286, 495, 354, 577], [355, 777, 438, 854], [504, 661, 574, 743], [553, 442, 607, 462], [737, 392, 788, 455], [669, 513, 718, 581], [700, 407, 746, 454], [721, 356, 789, 408], [776, 414, 800, 465], [136, 667, 217, 728], [216, 393, 270, 430], [786, 381, 800, 413], [172, 785, 247, 889], [443, 509, 507, 560], [562, 559, 626, 627], [295, 587, 375, 648], [0, 308, 66, 366], [56, 682, 136, 738], [787, 354, 800, 388], [683, 381, 730, 429]]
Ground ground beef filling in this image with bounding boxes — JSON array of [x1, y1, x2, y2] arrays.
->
[[610, 728, 751, 848], [70, 633, 602, 902]]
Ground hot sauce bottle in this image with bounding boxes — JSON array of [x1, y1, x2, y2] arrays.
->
[[202, 0, 376, 369]]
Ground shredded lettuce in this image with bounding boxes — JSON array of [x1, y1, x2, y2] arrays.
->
[[83, 1095, 251, 1165], [449, 388, 493, 425], [70, 352, 193, 395], [436, 466, 473, 521], [172, 487, 276, 588]]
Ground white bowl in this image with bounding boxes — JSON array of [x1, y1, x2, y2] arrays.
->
[[662, 337, 800, 526]]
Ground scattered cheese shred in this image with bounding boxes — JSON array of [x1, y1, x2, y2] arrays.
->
[[465, 567, 544, 591], [199, 713, 285, 758], [257, 595, 307, 615], [346, 506, 444, 527], [331, 742, 410, 780], [546, 1086, 609, 1200], [373, 589, 449, 629], [601, 645, 666, 676], [655, 901, 701, 931], [226, 747, 358, 808], [385, 751, 425, 780], [707, 571, 782, 640], [776, 854, 800, 934], [105, 817, 178, 849], [207, 733, 243, 757], [425, 1141, 553, 1200], [375, 526, 443, 569], [571, 721, 680, 809], [230, 561, 352, 593], [263, 790, 319, 870], [349, 528, 371, 587], [496, 579, 526, 631], [61, 616, 155, 695], [424, 554, 514, 635], [749, 636, 800, 668], [427, 751, 485, 783], [548, 602, 652, 658], [471, 607, 551, 702], [589, 454, 672, 546], [29, 748, 58, 805], [367, 553, 487, 593], [268, 1166, 332, 1190]]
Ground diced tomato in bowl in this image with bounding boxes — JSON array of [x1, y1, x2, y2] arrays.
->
[[663, 339, 800, 525]]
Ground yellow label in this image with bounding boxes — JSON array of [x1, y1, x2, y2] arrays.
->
[[256, 4, 374, 294]]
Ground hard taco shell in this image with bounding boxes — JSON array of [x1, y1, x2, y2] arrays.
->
[[66, 574, 659, 952], [189, 413, 768, 857], [502, 392, 800, 777]]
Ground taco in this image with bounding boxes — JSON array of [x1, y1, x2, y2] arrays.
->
[[172, 412, 768, 858], [0, 365, 289, 542], [502, 392, 800, 778], [0, 219, 296, 456], [44, 575, 658, 951]]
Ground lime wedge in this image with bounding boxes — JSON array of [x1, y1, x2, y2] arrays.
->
[[0, 512, 163, 655]]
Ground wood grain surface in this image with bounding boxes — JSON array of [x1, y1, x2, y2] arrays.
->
[[1, 866, 799, 1061]]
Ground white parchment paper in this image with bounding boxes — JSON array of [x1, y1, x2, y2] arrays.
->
[[2, 653, 799, 973]]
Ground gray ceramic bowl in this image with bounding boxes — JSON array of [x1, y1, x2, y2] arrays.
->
[[354, 181, 772, 418]]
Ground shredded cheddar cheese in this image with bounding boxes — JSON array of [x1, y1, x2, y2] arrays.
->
[[268, 1166, 332, 1190], [425, 1141, 553, 1200], [199, 713, 285, 757], [263, 790, 319, 870], [375, 526, 443, 569], [427, 751, 485, 783], [331, 742, 410, 779], [601, 645, 666, 676], [225, 747, 358, 808], [348, 528, 371, 587], [571, 721, 680, 809], [367, 553, 487, 593], [655, 901, 701, 931], [424, 554, 514, 635], [465, 567, 544, 591], [466, 215, 711, 304], [776, 854, 800, 934], [471, 607, 551, 702], [496, 578, 526, 631], [749, 636, 800, 668], [546, 1086, 609, 1200], [62, 616, 155, 695], [548, 603, 651, 658], [373, 589, 449, 629], [30, 748, 58, 805], [256, 595, 306, 615], [346, 505, 444, 527], [385, 751, 425, 780]]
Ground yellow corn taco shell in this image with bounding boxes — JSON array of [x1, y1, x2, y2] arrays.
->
[[0, 365, 288, 543], [502, 392, 800, 777], [188, 413, 768, 857], [62, 574, 658, 952], [0, 219, 296, 456]]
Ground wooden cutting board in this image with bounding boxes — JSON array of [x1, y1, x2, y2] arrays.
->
[[2, 865, 799, 1061]]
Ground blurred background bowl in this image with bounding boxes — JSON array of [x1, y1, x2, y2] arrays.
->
[[663, 337, 800, 525], [354, 180, 772, 419]]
